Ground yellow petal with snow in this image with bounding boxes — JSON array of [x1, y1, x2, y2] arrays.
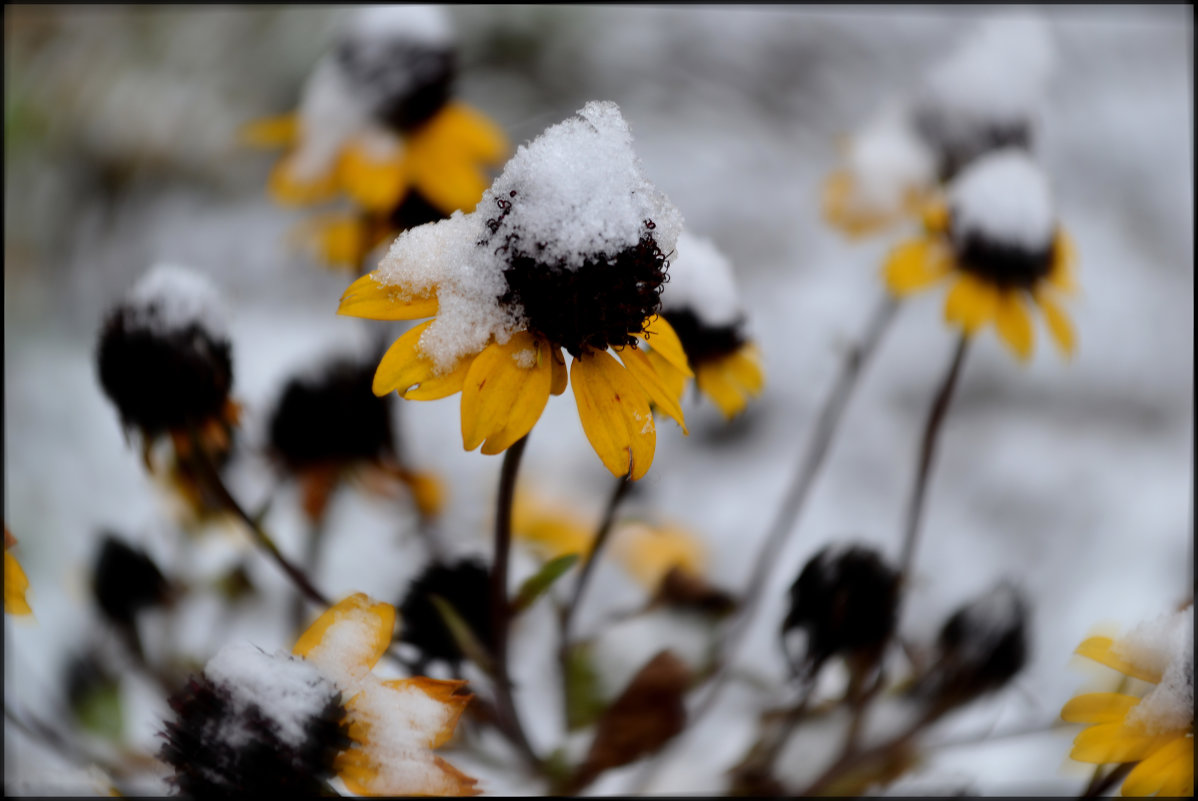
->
[[293, 593, 395, 681], [618, 346, 688, 433], [1049, 229, 1080, 294], [1121, 735, 1193, 797], [380, 677, 473, 749], [1076, 636, 1164, 684], [883, 239, 952, 296], [696, 362, 750, 419], [944, 273, 999, 334], [268, 156, 340, 206], [1061, 693, 1141, 724], [240, 113, 299, 148], [994, 290, 1035, 361], [637, 315, 692, 377], [339, 271, 438, 321], [338, 142, 409, 213], [373, 322, 474, 400], [1071, 723, 1177, 764], [571, 349, 656, 481], [460, 332, 551, 452], [1035, 289, 1076, 358], [4, 550, 32, 617]]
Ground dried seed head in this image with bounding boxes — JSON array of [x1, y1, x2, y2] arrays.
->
[[398, 558, 494, 667], [91, 534, 170, 628]]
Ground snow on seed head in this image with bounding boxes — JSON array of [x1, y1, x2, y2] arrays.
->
[[342, 5, 454, 49], [125, 263, 229, 340], [948, 149, 1055, 252], [662, 231, 743, 327]]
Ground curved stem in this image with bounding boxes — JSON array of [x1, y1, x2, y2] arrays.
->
[[489, 435, 542, 769], [562, 474, 632, 642]]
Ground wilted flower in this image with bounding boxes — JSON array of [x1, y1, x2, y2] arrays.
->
[[4, 528, 32, 617], [1061, 605, 1194, 798], [882, 149, 1077, 360], [91, 534, 170, 629], [398, 558, 494, 671], [781, 544, 899, 679], [658, 231, 764, 420], [339, 101, 692, 480]]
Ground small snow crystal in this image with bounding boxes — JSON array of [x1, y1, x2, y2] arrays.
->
[[125, 263, 229, 339], [204, 641, 339, 748], [1115, 607, 1195, 734], [662, 231, 744, 327], [948, 150, 1055, 251]]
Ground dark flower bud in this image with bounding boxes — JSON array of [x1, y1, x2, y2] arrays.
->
[[92, 534, 170, 627], [661, 308, 747, 368], [917, 581, 1029, 709], [267, 356, 396, 472], [781, 544, 900, 678], [398, 558, 494, 670], [160, 643, 350, 797], [96, 265, 233, 440]]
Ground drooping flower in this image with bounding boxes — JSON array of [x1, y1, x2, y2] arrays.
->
[[339, 101, 692, 480], [4, 528, 32, 617], [1062, 605, 1194, 798], [881, 149, 1077, 361], [658, 231, 764, 419], [245, 5, 507, 271], [91, 534, 170, 629], [397, 558, 494, 671]]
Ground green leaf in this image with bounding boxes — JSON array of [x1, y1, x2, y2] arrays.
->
[[565, 642, 606, 732], [74, 680, 124, 742], [429, 594, 494, 676], [512, 554, 579, 615]]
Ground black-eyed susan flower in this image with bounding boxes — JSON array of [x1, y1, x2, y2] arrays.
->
[[267, 355, 443, 520], [1062, 605, 1194, 798], [4, 528, 32, 617], [339, 101, 692, 480], [882, 149, 1077, 361], [245, 6, 507, 271], [658, 231, 764, 420], [823, 13, 1053, 237], [398, 558, 494, 671]]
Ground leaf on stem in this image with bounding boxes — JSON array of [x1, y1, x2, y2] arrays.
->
[[429, 594, 494, 676], [565, 642, 607, 733], [512, 553, 579, 615]]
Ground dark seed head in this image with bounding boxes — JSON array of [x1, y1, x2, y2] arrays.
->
[[661, 308, 746, 368], [913, 106, 1034, 185], [398, 558, 494, 667], [949, 215, 1054, 289], [337, 39, 456, 134], [389, 189, 449, 230], [92, 534, 170, 628]]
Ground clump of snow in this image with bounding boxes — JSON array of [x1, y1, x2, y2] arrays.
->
[[1115, 606, 1194, 734], [842, 105, 937, 214], [373, 101, 683, 371], [341, 5, 454, 48], [661, 231, 744, 327], [124, 263, 229, 339], [301, 611, 389, 686], [291, 57, 386, 182], [948, 149, 1055, 251], [204, 641, 339, 747]]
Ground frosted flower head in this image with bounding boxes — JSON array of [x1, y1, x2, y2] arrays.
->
[[160, 644, 350, 796], [781, 544, 900, 678], [96, 264, 234, 440], [398, 558, 494, 670], [91, 534, 170, 628]]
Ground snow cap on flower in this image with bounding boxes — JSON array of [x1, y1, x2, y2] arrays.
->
[[96, 263, 233, 438], [661, 231, 743, 328], [832, 105, 938, 228], [1113, 606, 1195, 734]]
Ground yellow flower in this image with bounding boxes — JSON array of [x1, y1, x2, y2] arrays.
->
[[294, 593, 479, 796], [338, 101, 692, 480], [1061, 611, 1194, 798], [882, 150, 1077, 361], [4, 529, 32, 617]]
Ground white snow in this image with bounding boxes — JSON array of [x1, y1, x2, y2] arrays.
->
[[842, 105, 937, 215], [290, 56, 386, 182], [662, 231, 744, 328], [204, 641, 339, 747], [374, 101, 684, 371], [124, 263, 230, 339], [947, 150, 1055, 251], [342, 5, 454, 49], [1116, 606, 1194, 734]]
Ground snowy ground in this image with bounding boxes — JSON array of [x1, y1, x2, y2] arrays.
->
[[4, 5, 1193, 796]]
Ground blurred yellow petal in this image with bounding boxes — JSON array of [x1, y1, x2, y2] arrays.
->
[[636, 315, 692, 377], [549, 347, 569, 396], [293, 593, 396, 681], [1121, 736, 1193, 797], [338, 142, 409, 213], [617, 345, 688, 433], [726, 344, 765, 395], [339, 271, 439, 321], [1035, 289, 1076, 358], [1049, 229, 1080, 294], [423, 102, 509, 164], [1076, 636, 1164, 684], [512, 494, 594, 561], [944, 274, 999, 334], [240, 113, 299, 148], [4, 550, 32, 617], [268, 156, 340, 206], [1071, 724, 1176, 764], [821, 169, 892, 238], [883, 239, 952, 296], [1061, 693, 1141, 724], [994, 290, 1035, 361], [645, 349, 688, 402], [696, 362, 750, 419], [460, 332, 551, 452], [921, 199, 950, 233], [571, 349, 656, 481], [613, 522, 706, 589]]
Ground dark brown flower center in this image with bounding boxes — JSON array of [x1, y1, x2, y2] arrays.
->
[[337, 41, 456, 133], [662, 308, 746, 367], [949, 214, 1055, 289]]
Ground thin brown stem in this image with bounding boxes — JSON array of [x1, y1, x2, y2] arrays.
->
[[1080, 762, 1135, 798]]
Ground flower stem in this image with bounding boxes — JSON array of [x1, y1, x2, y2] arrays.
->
[[489, 435, 543, 770], [1080, 762, 1134, 798]]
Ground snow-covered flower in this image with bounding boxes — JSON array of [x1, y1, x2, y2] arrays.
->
[[4, 529, 32, 618], [881, 149, 1077, 360], [245, 6, 507, 269], [1062, 606, 1194, 798], [338, 101, 692, 480], [658, 231, 764, 419]]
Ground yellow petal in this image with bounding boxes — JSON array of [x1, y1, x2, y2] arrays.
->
[[1049, 228, 1080, 294], [4, 550, 32, 617], [292, 214, 371, 270], [994, 290, 1035, 361], [883, 238, 952, 296], [821, 169, 894, 238], [1121, 736, 1193, 797], [373, 322, 439, 397], [293, 593, 396, 680], [268, 156, 339, 206], [944, 273, 999, 334], [617, 345, 688, 433], [636, 315, 693, 377], [1061, 693, 1142, 724], [726, 344, 766, 395], [337, 141, 409, 213], [696, 362, 750, 419], [409, 141, 492, 216], [422, 102, 509, 164], [460, 332, 551, 453], [240, 113, 299, 148], [1071, 723, 1178, 764], [613, 522, 705, 589], [1034, 289, 1076, 358], [512, 493, 594, 560], [339, 271, 439, 321], [379, 677, 473, 749], [550, 347, 569, 396], [922, 199, 950, 233], [1076, 636, 1164, 684], [571, 349, 656, 481]]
